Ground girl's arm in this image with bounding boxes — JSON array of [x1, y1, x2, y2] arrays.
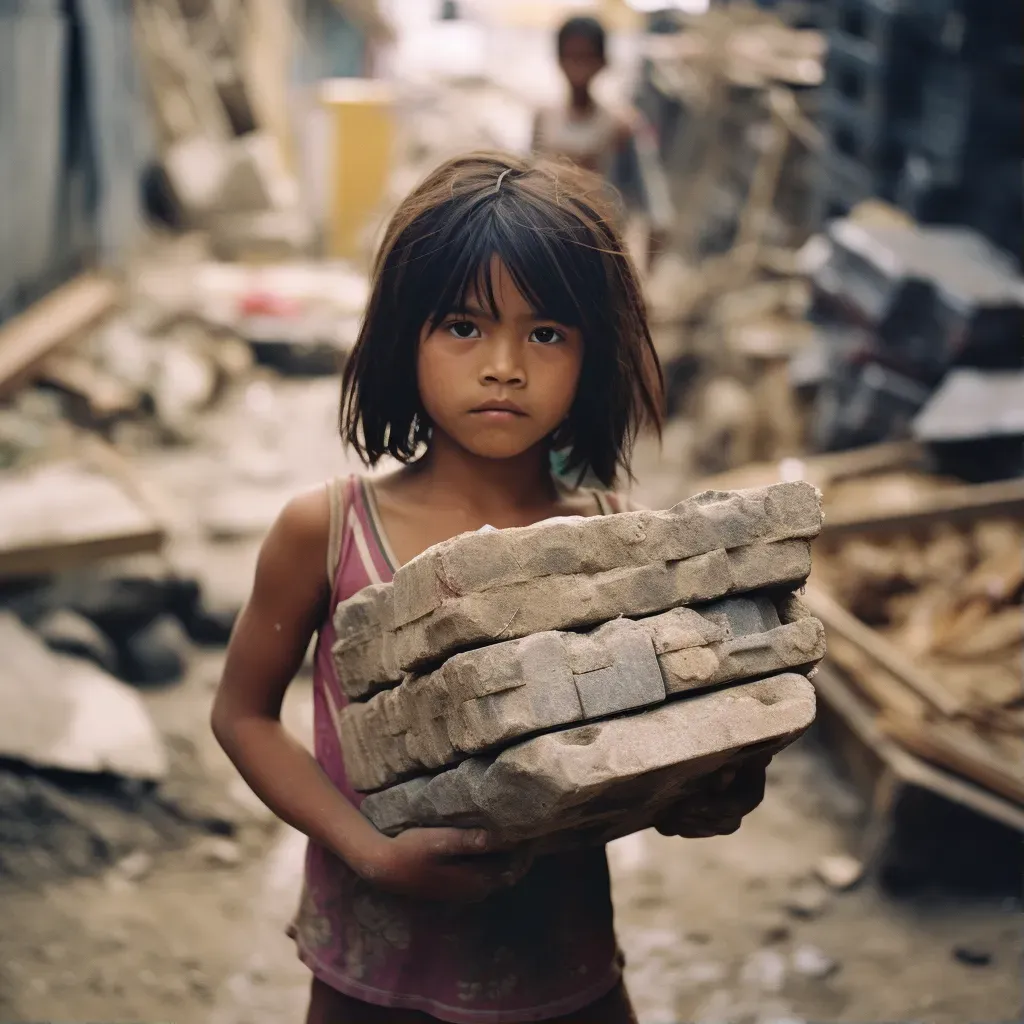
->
[[212, 490, 523, 901]]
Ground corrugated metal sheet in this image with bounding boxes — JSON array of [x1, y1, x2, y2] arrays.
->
[[0, 0, 151, 327]]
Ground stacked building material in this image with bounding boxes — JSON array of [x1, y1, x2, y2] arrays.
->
[[812, 0, 1022, 258], [332, 482, 826, 851], [804, 214, 1024, 456]]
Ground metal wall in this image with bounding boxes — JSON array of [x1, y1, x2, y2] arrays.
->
[[0, 0, 152, 326]]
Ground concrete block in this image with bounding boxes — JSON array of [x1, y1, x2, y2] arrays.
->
[[358, 673, 816, 851], [335, 536, 815, 698], [333, 482, 821, 693], [340, 595, 824, 792]]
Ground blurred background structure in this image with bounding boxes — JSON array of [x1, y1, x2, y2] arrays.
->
[[0, 2, 1021, 1023]]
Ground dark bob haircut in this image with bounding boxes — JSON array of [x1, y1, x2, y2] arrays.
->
[[339, 152, 663, 488], [557, 15, 607, 62]]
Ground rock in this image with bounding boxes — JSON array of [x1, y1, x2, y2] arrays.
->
[[792, 944, 839, 979], [359, 673, 816, 850], [340, 594, 824, 791], [740, 948, 787, 993], [953, 945, 992, 967], [760, 920, 791, 945], [35, 609, 118, 674], [814, 853, 863, 891], [151, 332, 219, 441], [196, 835, 243, 868], [334, 481, 823, 687], [0, 614, 167, 780], [181, 599, 238, 646], [112, 849, 154, 882], [16, 567, 201, 646], [784, 879, 830, 919], [119, 614, 190, 686]]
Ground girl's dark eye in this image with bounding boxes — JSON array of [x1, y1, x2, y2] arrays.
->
[[446, 320, 480, 340], [529, 326, 563, 345]]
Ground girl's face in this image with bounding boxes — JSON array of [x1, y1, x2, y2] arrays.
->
[[418, 258, 583, 463]]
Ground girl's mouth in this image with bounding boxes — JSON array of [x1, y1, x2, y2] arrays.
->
[[470, 401, 527, 418]]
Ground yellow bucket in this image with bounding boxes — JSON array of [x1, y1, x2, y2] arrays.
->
[[319, 79, 395, 261]]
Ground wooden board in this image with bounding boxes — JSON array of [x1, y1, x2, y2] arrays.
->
[[0, 450, 166, 578], [814, 663, 1024, 834], [0, 274, 120, 398], [802, 583, 963, 718], [880, 711, 1024, 808], [689, 441, 925, 496], [823, 476, 1024, 538]]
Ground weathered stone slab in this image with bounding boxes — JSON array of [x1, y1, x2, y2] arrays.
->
[[358, 673, 816, 851], [333, 482, 822, 695], [0, 614, 167, 781], [340, 594, 824, 792], [335, 535, 815, 697]]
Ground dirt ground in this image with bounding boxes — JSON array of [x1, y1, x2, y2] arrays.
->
[[1, 9, 1021, 1020], [1, 380, 1020, 1024]]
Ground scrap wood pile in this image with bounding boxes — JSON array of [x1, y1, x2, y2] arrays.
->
[[331, 482, 827, 851], [805, 470, 1024, 809], [642, 6, 826, 478]]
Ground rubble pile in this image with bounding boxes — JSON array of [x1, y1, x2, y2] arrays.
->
[[803, 213, 1024, 463], [812, 473, 1024, 808], [333, 482, 826, 850]]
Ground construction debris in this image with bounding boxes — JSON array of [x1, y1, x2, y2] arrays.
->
[[359, 673, 816, 851], [333, 481, 822, 691], [807, 470, 1024, 810], [0, 614, 167, 781], [342, 594, 825, 792], [0, 458, 165, 579], [333, 482, 824, 848], [0, 274, 121, 400]]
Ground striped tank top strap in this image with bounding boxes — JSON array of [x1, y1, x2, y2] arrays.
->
[[594, 489, 616, 515], [341, 477, 395, 586], [325, 477, 346, 583]]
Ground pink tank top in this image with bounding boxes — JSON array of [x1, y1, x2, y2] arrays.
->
[[288, 476, 624, 1022]]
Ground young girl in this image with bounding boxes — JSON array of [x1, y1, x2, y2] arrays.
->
[[212, 152, 770, 1024]]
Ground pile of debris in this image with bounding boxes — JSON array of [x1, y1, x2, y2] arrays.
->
[[639, 5, 828, 478], [809, 471, 1023, 810], [800, 209, 1024, 467], [134, 0, 313, 258], [333, 482, 826, 850]]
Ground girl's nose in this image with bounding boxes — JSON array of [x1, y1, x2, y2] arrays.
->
[[479, 335, 525, 386]]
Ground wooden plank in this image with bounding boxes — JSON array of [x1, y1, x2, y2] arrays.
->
[[41, 351, 140, 421], [0, 453, 165, 579], [0, 273, 120, 398], [803, 583, 964, 717], [689, 441, 925, 495], [880, 711, 1024, 809], [823, 477, 1024, 538], [814, 664, 1024, 833]]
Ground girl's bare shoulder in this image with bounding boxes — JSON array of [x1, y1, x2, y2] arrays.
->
[[260, 485, 332, 574]]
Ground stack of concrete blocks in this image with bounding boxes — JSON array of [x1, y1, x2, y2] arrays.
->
[[333, 482, 826, 852]]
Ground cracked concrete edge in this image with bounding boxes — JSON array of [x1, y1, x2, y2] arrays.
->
[[358, 673, 817, 847], [334, 536, 814, 695]]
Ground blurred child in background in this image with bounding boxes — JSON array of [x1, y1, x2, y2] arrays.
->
[[532, 15, 673, 273]]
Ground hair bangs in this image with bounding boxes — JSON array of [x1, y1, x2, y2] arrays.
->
[[421, 196, 604, 332]]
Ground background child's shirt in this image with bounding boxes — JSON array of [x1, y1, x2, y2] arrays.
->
[[533, 100, 673, 234]]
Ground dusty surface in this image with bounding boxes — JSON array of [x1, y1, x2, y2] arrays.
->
[[1, 380, 1020, 1024], [1, 9, 1020, 1022]]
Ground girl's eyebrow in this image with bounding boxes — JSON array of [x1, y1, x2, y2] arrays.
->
[[449, 304, 566, 324]]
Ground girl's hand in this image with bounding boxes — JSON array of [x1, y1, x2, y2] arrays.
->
[[653, 754, 772, 839], [357, 827, 534, 903]]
